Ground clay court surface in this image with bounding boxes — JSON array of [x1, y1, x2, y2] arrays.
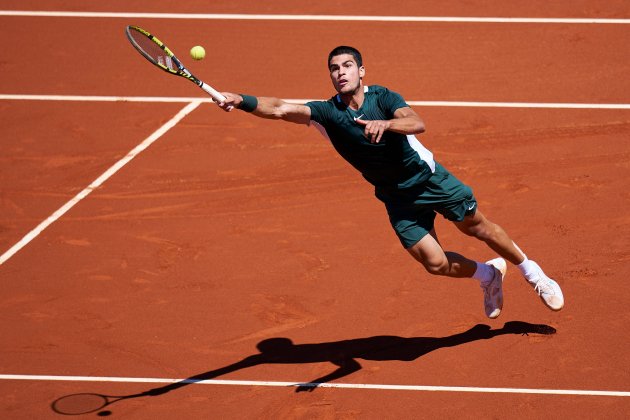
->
[[1, 1, 629, 418]]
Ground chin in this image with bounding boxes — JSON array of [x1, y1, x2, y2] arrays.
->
[[338, 85, 359, 95]]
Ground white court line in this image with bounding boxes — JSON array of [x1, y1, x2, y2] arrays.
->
[[1, 94, 630, 109], [1, 374, 628, 397], [0, 94, 198, 103], [1, 11, 629, 24], [0, 101, 201, 266]]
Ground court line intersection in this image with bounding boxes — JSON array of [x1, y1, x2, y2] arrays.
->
[[0, 101, 201, 265]]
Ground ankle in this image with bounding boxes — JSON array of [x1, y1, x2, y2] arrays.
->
[[518, 259, 540, 281]]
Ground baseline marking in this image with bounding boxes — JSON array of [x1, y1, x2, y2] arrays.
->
[[1, 11, 629, 24], [1, 374, 628, 397], [1, 94, 629, 109], [0, 101, 201, 266]]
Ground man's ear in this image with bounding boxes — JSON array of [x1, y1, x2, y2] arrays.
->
[[359, 66, 365, 79]]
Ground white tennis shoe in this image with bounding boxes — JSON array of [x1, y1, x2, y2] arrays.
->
[[481, 258, 507, 319], [526, 261, 564, 311]]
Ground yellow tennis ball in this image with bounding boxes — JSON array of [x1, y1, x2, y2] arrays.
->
[[190, 45, 206, 60]]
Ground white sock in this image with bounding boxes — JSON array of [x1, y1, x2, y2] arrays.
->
[[517, 258, 538, 281], [513, 242, 539, 281], [473, 262, 494, 285]]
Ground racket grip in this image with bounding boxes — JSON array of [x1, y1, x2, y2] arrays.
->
[[200, 82, 226, 102]]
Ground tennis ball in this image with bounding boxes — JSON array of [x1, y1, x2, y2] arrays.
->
[[190, 45, 206, 60]]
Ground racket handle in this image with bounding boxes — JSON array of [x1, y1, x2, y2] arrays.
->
[[200, 82, 226, 102]]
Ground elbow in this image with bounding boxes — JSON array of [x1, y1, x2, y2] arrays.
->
[[257, 107, 286, 120], [271, 103, 291, 120], [270, 110, 286, 120]]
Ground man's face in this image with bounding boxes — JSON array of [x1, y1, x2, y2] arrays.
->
[[328, 53, 365, 95]]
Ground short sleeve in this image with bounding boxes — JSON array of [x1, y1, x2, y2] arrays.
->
[[379, 88, 409, 117], [306, 100, 331, 126]]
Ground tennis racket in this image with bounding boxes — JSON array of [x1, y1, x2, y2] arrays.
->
[[125, 25, 226, 103], [51, 392, 135, 415]]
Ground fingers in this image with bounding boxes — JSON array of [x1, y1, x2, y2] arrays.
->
[[218, 103, 234, 112], [214, 92, 238, 112], [214, 100, 233, 112], [355, 118, 389, 143]]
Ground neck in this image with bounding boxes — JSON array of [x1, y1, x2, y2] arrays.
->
[[339, 83, 365, 110]]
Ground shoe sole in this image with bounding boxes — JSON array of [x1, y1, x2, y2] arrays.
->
[[485, 258, 507, 319], [539, 290, 564, 311], [543, 298, 564, 311], [528, 261, 564, 311]]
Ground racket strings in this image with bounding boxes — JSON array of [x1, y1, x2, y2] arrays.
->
[[52, 393, 108, 415], [127, 30, 178, 72]]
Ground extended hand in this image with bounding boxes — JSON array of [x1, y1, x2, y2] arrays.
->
[[355, 118, 391, 143], [295, 384, 318, 393], [213, 92, 240, 112]]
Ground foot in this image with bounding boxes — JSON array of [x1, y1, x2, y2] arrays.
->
[[481, 258, 507, 319], [526, 261, 564, 311]]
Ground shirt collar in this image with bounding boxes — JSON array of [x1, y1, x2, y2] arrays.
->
[[335, 85, 369, 103]]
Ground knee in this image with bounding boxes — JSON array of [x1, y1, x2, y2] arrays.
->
[[406, 234, 451, 276], [421, 256, 450, 276]]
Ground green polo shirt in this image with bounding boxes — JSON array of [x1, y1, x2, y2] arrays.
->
[[306, 85, 435, 191]]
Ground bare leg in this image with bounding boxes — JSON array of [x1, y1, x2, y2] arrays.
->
[[454, 209, 565, 311], [406, 229, 477, 278], [452, 210, 525, 265], [407, 225, 506, 318]]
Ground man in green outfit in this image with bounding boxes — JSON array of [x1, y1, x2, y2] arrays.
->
[[214, 46, 564, 319]]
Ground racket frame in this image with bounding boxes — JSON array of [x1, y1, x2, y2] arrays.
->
[[51, 393, 110, 415], [125, 25, 225, 102]]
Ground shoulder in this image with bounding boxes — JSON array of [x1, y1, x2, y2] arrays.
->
[[365, 85, 408, 111], [366, 84, 388, 93], [365, 85, 394, 95], [306, 96, 343, 121], [367, 85, 402, 98], [306, 96, 336, 110]]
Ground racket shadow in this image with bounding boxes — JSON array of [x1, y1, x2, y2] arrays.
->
[[51, 392, 141, 416], [51, 321, 555, 414]]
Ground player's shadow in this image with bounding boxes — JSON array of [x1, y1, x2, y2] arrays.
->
[[51, 321, 555, 415], [144, 321, 555, 395]]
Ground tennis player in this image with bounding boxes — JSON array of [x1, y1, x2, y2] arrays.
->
[[214, 46, 564, 318]]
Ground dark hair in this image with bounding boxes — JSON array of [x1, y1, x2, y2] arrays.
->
[[328, 46, 363, 69]]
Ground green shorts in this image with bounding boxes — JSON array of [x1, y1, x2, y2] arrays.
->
[[375, 162, 477, 249]]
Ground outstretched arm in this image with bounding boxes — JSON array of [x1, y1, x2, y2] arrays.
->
[[355, 106, 425, 143], [142, 355, 261, 396], [215, 92, 311, 125], [295, 358, 362, 392]]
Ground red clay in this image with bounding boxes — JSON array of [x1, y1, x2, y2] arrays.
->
[[0, 2, 629, 418]]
